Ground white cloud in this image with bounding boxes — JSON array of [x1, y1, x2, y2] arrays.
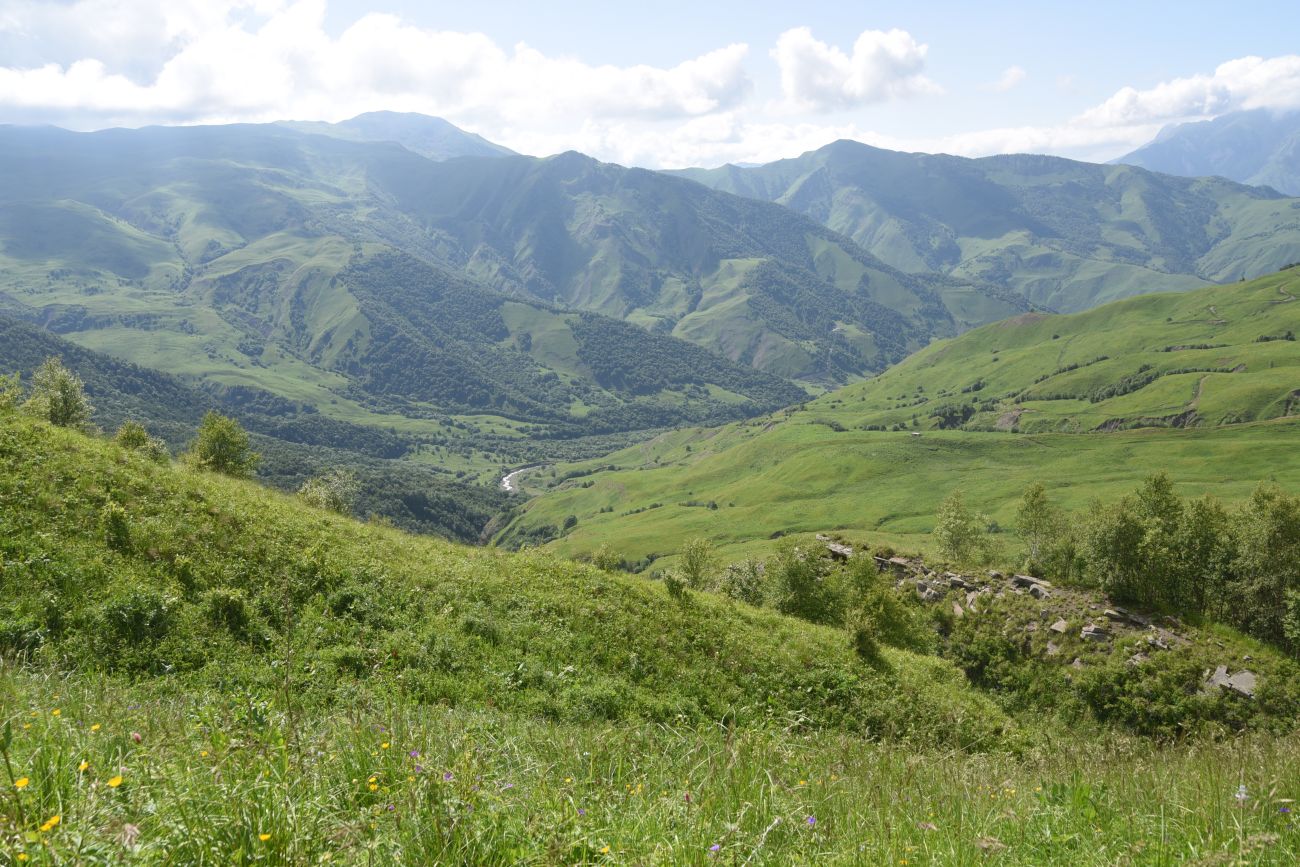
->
[[0, 0, 752, 134], [1077, 54, 1300, 128], [991, 65, 1026, 92], [769, 26, 939, 112]]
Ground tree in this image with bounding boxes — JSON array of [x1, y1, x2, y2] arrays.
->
[[1016, 482, 1061, 564], [22, 356, 93, 429], [188, 412, 259, 478], [769, 540, 846, 626], [934, 490, 986, 564]]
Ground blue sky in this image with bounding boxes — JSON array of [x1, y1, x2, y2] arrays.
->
[[1, 0, 1298, 167]]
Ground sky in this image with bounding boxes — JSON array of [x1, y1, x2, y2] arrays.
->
[[1, 0, 1298, 169]]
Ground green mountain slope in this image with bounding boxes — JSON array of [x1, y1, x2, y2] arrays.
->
[[1118, 108, 1300, 196], [501, 269, 1300, 561], [0, 409, 1010, 746], [279, 111, 517, 160], [672, 140, 1300, 312], [0, 314, 513, 542], [0, 123, 823, 469]]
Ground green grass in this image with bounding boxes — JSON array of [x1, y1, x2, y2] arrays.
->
[[501, 271, 1300, 564], [4, 672, 1300, 864]]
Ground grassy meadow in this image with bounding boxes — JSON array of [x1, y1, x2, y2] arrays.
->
[[501, 271, 1300, 565]]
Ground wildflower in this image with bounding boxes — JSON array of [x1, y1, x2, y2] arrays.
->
[[51, 709, 60, 717], [17, 854, 29, 862], [600, 845, 610, 854], [22, 724, 30, 730], [407, 776, 415, 782], [15, 777, 30, 789], [107, 775, 123, 788], [91, 724, 101, 732], [408, 750, 419, 759], [1281, 806, 1292, 815], [200, 751, 209, 758], [798, 779, 807, 786], [443, 772, 453, 782], [381, 743, 390, 750], [368, 783, 378, 792], [578, 809, 586, 816], [806, 816, 816, 827], [39, 815, 61, 832], [414, 765, 425, 775], [709, 843, 721, 856], [1236, 784, 1249, 805], [565, 777, 573, 783], [259, 834, 271, 842], [78, 761, 89, 772], [130, 732, 142, 744]]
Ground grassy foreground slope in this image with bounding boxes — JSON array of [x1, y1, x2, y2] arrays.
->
[[501, 269, 1300, 562], [0, 411, 1006, 743]]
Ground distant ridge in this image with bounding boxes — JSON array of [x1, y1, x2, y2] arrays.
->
[[1116, 108, 1300, 196], [278, 111, 517, 160]]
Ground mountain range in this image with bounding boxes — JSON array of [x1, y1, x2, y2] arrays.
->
[[672, 139, 1300, 311], [1118, 108, 1300, 196]]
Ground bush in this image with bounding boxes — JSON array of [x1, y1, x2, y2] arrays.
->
[[114, 420, 170, 462], [933, 490, 995, 565], [22, 356, 93, 429], [298, 469, 361, 515], [100, 499, 130, 552], [769, 541, 847, 626], [203, 587, 252, 637], [679, 538, 716, 589], [99, 588, 174, 649], [716, 559, 766, 606], [0, 372, 20, 411], [188, 411, 259, 478]]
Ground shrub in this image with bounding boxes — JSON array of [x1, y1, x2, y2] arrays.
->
[[22, 356, 93, 429], [769, 541, 847, 626], [0, 372, 20, 411], [188, 411, 259, 478], [100, 499, 130, 552], [99, 588, 174, 648], [716, 559, 766, 606], [203, 587, 252, 637], [679, 537, 716, 589], [298, 469, 361, 515], [114, 420, 169, 462], [933, 490, 993, 565], [589, 546, 624, 572]]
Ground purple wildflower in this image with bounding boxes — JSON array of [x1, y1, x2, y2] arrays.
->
[[577, 809, 585, 817], [414, 765, 424, 775], [1282, 806, 1292, 814], [806, 816, 816, 827], [501, 782, 514, 790], [408, 750, 420, 759], [443, 771, 454, 782], [710, 844, 721, 852], [386, 804, 395, 812]]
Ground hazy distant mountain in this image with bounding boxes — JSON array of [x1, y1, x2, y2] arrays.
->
[[279, 111, 517, 160], [1117, 108, 1300, 196], [671, 139, 1300, 312]]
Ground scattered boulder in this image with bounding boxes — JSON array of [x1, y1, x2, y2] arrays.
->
[[1046, 641, 1060, 656], [1049, 619, 1069, 634], [1011, 574, 1052, 590], [1147, 635, 1170, 651], [1080, 624, 1111, 642], [947, 574, 973, 590], [1127, 652, 1148, 667], [952, 601, 965, 618], [988, 570, 1004, 580], [1206, 666, 1257, 699], [1028, 583, 1050, 600], [1071, 657, 1084, 669], [826, 541, 853, 561]]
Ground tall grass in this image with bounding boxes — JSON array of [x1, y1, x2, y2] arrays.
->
[[2, 669, 1297, 865]]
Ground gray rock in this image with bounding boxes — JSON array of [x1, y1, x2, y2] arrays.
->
[[1080, 624, 1111, 642], [1028, 584, 1050, 600], [1127, 653, 1148, 667], [825, 541, 854, 561], [1146, 635, 1170, 651], [952, 601, 965, 618], [1046, 641, 1060, 656], [1206, 666, 1257, 698], [1071, 657, 1084, 669], [1049, 619, 1069, 634], [988, 570, 1004, 580], [1011, 574, 1052, 589]]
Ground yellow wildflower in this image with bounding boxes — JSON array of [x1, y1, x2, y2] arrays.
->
[[259, 834, 271, 842], [381, 742, 390, 750], [78, 761, 89, 772], [107, 775, 123, 788], [200, 750, 209, 757], [39, 815, 60, 833], [51, 709, 60, 717], [91, 724, 101, 732], [17, 854, 29, 862], [565, 777, 573, 783], [14, 777, 29, 789], [368, 784, 378, 792], [600, 845, 610, 854]]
